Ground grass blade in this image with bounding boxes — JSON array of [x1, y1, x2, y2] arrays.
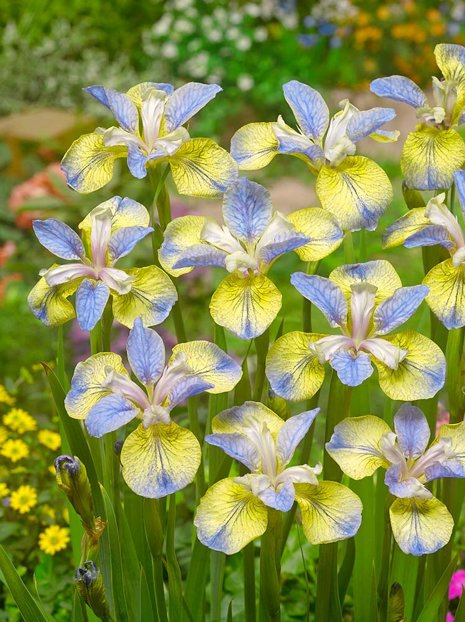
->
[[416, 554, 458, 622]]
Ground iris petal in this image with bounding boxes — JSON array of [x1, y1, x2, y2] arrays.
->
[[330, 260, 402, 304], [86, 394, 139, 438], [127, 317, 165, 386], [230, 122, 279, 170], [222, 177, 272, 242], [28, 275, 77, 327], [370, 76, 427, 109], [32, 219, 84, 260], [282, 80, 329, 140], [394, 404, 430, 459], [79, 196, 151, 240], [164, 83, 222, 131], [373, 285, 429, 335], [423, 259, 465, 329], [212, 401, 283, 437], [424, 422, 465, 480], [287, 208, 344, 262], [434, 43, 465, 123], [276, 408, 319, 466], [84, 86, 139, 132], [159, 215, 207, 277], [206, 433, 260, 472], [108, 226, 154, 262], [76, 279, 110, 332], [291, 273, 347, 327], [346, 107, 396, 143], [383, 208, 430, 249], [329, 349, 374, 387]]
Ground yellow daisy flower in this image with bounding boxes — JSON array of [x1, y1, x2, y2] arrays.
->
[[1, 439, 29, 462], [38, 525, 70, 555], [0, 427, 8, 444], [3, 408, 37, 434], [38, 430, 61, 451], [0, 385, 14, 406], [10, 485, 37, 514], [0, 482, 9, 497]]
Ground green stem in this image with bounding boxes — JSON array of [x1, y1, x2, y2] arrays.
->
[[253, 329, 269, 401], [210, 551, 225, 622], [343, 232, 355, 264], [259, 510, 281, 622], [243, 543, 257, 622], [56, 325, 69, 390], [358, 229, 367, 262], [323, 373, 352, 481], [144, 499, 168, 622], [446, 327, 465, 423], [302, 261, 319, 333]]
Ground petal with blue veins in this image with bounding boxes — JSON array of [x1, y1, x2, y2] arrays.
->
[[424, 422, 465, 481], [329, 349, 374, 387], [86, 394, 140, 438], [28, 274, 77, 327], [394, 404, 430, 459], [85, 86, 139, 132], [164, 83, 222, 131], [403, 225, 454, 250], [370, 76, 427, 108], [346, 107, 396, 144], [108, 226, 153, 262], [276, 408, 319, 466], [383, 208, 430, 249], [159, 215, 207, 277], [33, 219, 84, 260], [79, 196, 150, 240], [211, 401, 284, 437], [172, 244, 227, 270], [454, 170, 465, 219], [249, 476, 295, 512], [282, 81, 329, 140], [230, 122, 279, 170], [222, 178, 272, 242], [121, 422, 201, 498], [385, 463, 432, 499], [287, 208, 344, 262], [330, 260, 402, 304], [76, 279, 110, 332], [373, 285, 429, 335], [258, 225, 309, 264], [127, 317, 165, 386], [291, 273, 347, 327], [126, 144, 150, 179], [206, 433, 260, 472], [423, 259, 465, 329], [164, 375, 213, 409]]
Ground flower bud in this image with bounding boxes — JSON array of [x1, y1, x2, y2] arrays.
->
[[55, 455, 94, 528], [75, 561, 111, 621]]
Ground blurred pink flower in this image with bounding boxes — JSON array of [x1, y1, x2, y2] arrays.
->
[[437, 401, 451, 435], [449, 569, 465, 600], [447, 613, 454, 622], [0, 241, 20, 303]]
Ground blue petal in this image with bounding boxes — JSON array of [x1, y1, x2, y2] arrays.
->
[[76, 279, 110, 331], [385, 463, 430, 498], [152, 82, 174, 95], [223, 178, 272, 242], [127, 317, 165, 386], [346, 107, 396, 143], [393, 404, 430, 459], [164, 83, 222, 131], [290, 273, 347, 327], [258, 478, 295, 512], [260, 231, 309, 264], [86, 393, 139, 437], [276, 408, 319, 466], [329, 349, 373, 387], [167, 376, 213, 409], [84, 86, 139, 133], [454, 170, 465, 220], [370, 76, 427, 108], [276, 135, 324, 163], [33, 219, 84, 260], [108, 226, 154, 262], [373, 285, 429, 335], [206, 433, 259, 471], [282, 81, 329, 139], [403, 225, 455, 250], [127, 145, 149, 179], [172, 244, 227, 269], [424, 460, 465, 481]]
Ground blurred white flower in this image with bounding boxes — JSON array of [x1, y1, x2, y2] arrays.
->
[[237, 74, 254, 91], [175, 19, 195, 34], [187, 39, 202, 52], [153, 15, 172, 36], [230, 11, 243, 24], [244, 3, 261, 17], [161, 42, 179, 59], [226, 27, 241, 40], [184, 51, 210, 78], [254, 26, 267, 41], [207, 30, 223, 42], [207, 73, 223, 84], [236, 36, 252, 51], [174, 0, 193, 9]]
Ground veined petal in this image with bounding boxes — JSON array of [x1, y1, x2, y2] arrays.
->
[[330, 260, 402, 304], [382, 208, 430, 249], [159, 215, 207, 277], [425, 422, 465, 480], [127, 317, 165, 386], [454, 170, 465, 219], [210, 273, 282, 340], [164, 82, 222, 131], [236, 474, 295, 512], [287, 208, 344, 262], [169, 138, 238, 197], [326, 415, 391, 479], [230, 122, 279, 170], [65, 352, 127, 419], [86, 394, 139, 438], [61, 132, 126, 193], [222, 177, 272, 242], [108, 226, 154, 262], [266, 331, 326, 401], [402, 225, 454, 250], [423, 260, 465, 329], [385, 463, 432, 499], [171, 341, 242, 394], [126, 145, 150, 179], [32, 219, 84, 260], [394, 404, 430, 459], [121, 422, 201, 498], [373, 331, 446, 400], [212, 401, 284, 437], [370, 76, 427, 108], [126, 82, 174, 106], [80, 196, 151, 238], [84, 86, 139, 132], [401, 127, 465, 191], [282, 80, 329, 140], [273, 117, 324, 163], [329, 349, 374, 387], [258, 215, 309, 264], [295, 481, 362, 544], [28, 276, 77, 326], [276, 408, 319, 466], [112, 266, 177, 328], [164, 376, 213, 409], [290, 273, 347, 327], [390, 497, 453, 556], [173, 244, 227, 271], [194, 478, 268, 554], [346, 107, 396, 144], [206, 433, 260, 472], [434, 44, 465, 123], [373, 285, 429, 335], [76, 279, 110, 331]]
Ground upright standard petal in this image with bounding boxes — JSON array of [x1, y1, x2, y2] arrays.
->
[[210, 273, 282, 340], [266, 331, 326, 401], [382, 208, 430, 249], [276, 409, 319, 466], [282, 81, 329, 140], [86, 394, 139, 438], [401, 127, 465, 191], [326, 415, 391, 479], [423, 260, 465, 329], [295, 481, 362, 544], [108, 226, 153, 262], [434, 44, 465, 122], [290, 273, 347, 328], [121, 422, 201, 498], [112, 266, 177, 328], [169, 138, 238, 197], [390, 497, 453, 556], [230, 122, 279, 170], [164, 83, 222, 131], [127, 318, 165, 386], [75, 280, 110, 332], [394, 404, 430, 459], [222, 178, 272, 242], [370, 76, 427, 108], [84, 86, 139, 132], [28, 277, 77, 326], [212, 401, 284, 437], [374, 331, 446, 400], [33, 219, 84, 260], [373, 285, 429, 335], [287, 208, 344, 262], [329, 349, 374, 387], [61, 133, 126, 193], [425, 423, 465, 480], [346, 107, 396, 144], [330, 260, 402, 304], [159, 215, 207, 277], [206, 433, 260, 472], [80, 196, 151, 237], [65, 352, 127, 419]]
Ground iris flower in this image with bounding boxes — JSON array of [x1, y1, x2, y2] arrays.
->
[[159, 177, 343, 339], [28, 196, 177, 331], [194, 401, 362, 554], [230, 80, 398, 231], [327, 404, 465, 555], [266, 260, 445, 401], [371, 43, 465, 190], [384, 171, 465, 329], [65, 318, 241, 497], [61, 82, 238, 196]]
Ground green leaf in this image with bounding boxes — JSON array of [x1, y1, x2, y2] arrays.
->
[[416, 554, 458, 622], [227, 601, 233, 622], [165, 495, 183, 622], [455, 591, 465, 622], [184, 539, 209, 622]]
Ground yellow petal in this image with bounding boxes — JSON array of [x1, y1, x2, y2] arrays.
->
[[382, 208, 429, 249], [212, 401, 284, 437], [287, 207, 344, 261], [194, 477, 268, 554], [266, 331, 326, 401], [210, 273, 282, 340], [390, 496, 453, 555], [112, 266, 177, 328], [373, 331, 446, 401], [121, 422, 201, 498], [316, 156, 392, 231], [79, 196, 150, 240], [401, 127, 465, 191], [126, 82, 163, 107], [330, 260, 402, 304], [61, 133, 126, 194], [295, 481, 362, 544], [326, 416, 392, 479], [169, 138, 238, 197], [423, 259, 465, 330], [28, 274, 78, 327], [159, 215, 206, 277], [65, 352, 127, 420], [230, 122, 279, 170]]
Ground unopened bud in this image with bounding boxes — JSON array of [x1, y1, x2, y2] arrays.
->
[[75, 561, 111, 621], [55, 455, 94, 528]]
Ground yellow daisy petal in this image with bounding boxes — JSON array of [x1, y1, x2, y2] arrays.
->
[[10, 485, 38, 514], [423, 259, 465, 330], [230, 122, 279, 170], [382, 208, 429, 249], [330, 260, 402, 304], [159, 215, 206, 277], [287, 207, 344, 261]]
